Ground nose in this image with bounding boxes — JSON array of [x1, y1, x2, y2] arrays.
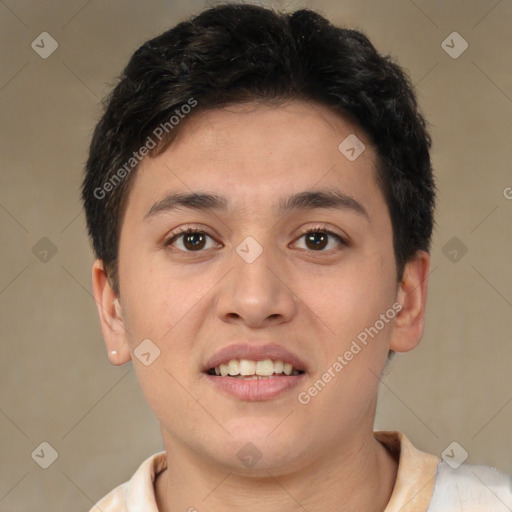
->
[[214, 238, 298, 328]]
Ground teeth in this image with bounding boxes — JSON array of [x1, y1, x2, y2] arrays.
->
[[228, 360, 239, 376], [256, 359, 274, 376], [239, 359, 256, 375], [233, 375, 280, 379], [211, 359, 302, 377]]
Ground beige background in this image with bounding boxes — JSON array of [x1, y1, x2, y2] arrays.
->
[[1, 0, 511, 510]]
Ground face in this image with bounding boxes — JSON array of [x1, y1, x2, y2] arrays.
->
[[93, 100, 428, 474]]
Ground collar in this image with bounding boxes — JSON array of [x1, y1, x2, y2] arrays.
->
[[94, 431, 440, 512]]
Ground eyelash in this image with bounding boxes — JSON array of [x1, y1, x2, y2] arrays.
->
[[164, 226, 348, 253]]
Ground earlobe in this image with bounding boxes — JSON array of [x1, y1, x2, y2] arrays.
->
[[389, 251, 430, 353], [91, 259, 132, 365]]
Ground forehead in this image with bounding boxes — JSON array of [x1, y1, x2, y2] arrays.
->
[[123, 100, 385, 221]]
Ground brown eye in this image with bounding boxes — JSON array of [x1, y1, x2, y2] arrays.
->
[[165, 228, 218, 252], [305, 232, 328, 250], [295, 228, 346, 252]]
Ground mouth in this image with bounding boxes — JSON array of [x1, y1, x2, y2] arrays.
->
[[202, 355, 307, 401], [201, 343, 308, 400]]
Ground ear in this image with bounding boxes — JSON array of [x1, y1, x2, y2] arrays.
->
[[389, 251, 430, 353], [91, 259, 132, 365]]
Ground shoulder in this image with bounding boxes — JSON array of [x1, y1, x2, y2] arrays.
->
[[88, 451, 167, 512], [427, 461, 512, 511], [89, 481, 129, 512]]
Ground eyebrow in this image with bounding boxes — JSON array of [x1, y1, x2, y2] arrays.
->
[[143, 189, 369, 221]]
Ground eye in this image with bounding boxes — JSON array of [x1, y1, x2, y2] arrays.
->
[[293, 227, 347, 252], [164, 228, 220, 252]]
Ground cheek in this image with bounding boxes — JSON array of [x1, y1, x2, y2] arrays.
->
[[306, 265, 395, 405], [119, 249, 215, 345], [306, 260, 395, 337]]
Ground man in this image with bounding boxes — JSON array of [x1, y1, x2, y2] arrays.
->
[[82, 3, 511, 511]]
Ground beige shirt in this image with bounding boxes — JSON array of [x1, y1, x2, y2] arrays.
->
[[89, 431, 511, 511]]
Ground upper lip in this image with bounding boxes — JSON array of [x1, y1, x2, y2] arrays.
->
[[203, 342, 308, 373]]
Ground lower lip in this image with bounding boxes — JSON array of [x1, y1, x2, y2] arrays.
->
[[203, 373, 306, 401]]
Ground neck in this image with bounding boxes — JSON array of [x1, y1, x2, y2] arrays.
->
[[155, 429, 398, 512]]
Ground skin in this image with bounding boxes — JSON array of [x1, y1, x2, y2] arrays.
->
[[92, 99, 430, 512]]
